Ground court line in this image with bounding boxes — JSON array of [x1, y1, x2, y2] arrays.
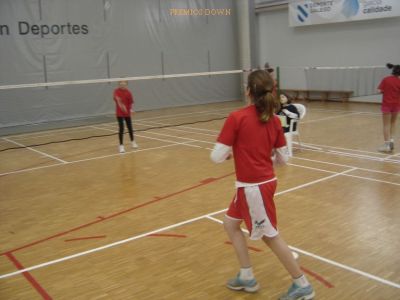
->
[[294, 146, 400, 164], [301, 112, 362, 124], [3, 137, 67, 164], [6, 105, 238, 140], [90, 125, 210, 148], [131, 125, 400, 169], [292, 156, 400, 177], [288, 164, 400, 186], [5, 252, 52, 299], [0, 172, 234, 255], [205, 216, 400, 290], [0, 170, 355, 279], [310, 107, 381, 116], [0, 143, 183, 177], [302, 141, 389, 157], [135, 119, 397, 163]]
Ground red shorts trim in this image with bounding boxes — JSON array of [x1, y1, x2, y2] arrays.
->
[[226, 181, 278, 239], [381, 102, 400, 113]]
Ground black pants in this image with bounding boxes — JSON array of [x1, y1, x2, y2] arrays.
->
[[117, 117, 134, 145]]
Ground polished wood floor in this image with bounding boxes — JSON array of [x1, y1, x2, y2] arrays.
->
[[0, 101, 399, 299]]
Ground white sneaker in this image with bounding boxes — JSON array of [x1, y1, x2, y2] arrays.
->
[[132, 141, 139, 149], [389, 139, 394, 151], [378, 143, 391, 153], [119, 145, 125, 153]]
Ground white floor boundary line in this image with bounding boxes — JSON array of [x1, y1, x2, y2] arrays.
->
[[205, 216, 400, 290], [101, 123, 216, 145], [135, 125, 400, 166], [301, 112, 362, 124], [384, 152, 400, 160], [0, 171, 354, 280], [5, 105, 238, 141], [294, 146, 400, 165], [136, 119, 222, 134], [302, 141, 389, 157], [90, 125, 207, 149], [292, 156, 400, 177], [2, 137, 67, 164], [135, 119, 395, 163], [0, 143, 182, 177], [3, 123, 399, 185], [136, 126, 400, 166], [310, 108, 381, 116]]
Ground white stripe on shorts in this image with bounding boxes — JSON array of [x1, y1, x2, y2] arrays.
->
[[244, 185, 278, 240]]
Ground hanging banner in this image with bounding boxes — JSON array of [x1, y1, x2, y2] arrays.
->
[[289, 0, 400, 27]]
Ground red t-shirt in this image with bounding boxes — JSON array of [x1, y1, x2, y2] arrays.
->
[[113, 88, 133, 117], [217, 105, 286, 183], [378, 75, 400, 104]]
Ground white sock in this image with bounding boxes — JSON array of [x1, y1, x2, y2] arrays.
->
[[239, 267, 254, 280], [293, 274, 310, 288]]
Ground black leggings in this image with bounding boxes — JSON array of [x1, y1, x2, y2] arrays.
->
[[117, 117, 134, 145]]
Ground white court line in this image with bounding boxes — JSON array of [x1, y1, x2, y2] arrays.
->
[[2, 171, 399, 290], [0, 143, 183, 177], [134, 123, 400, 167], [4, 105, 238, 141], [301, 112, 362, 124], [302, 141, 389, 157], [295, 146, 400, 165], [0, 170, 356, 280], [135, 122, 217, 137], [288, 164, 400, 186], [292, 156, 400, 177], [90, 125, 208, 149], [2, 137, 67, 164], [205, 216, 400, 290], [310, 108, 381, 116], [383, 152, 400, 160], [135, 124, 400, 166], [101, 123, 216, 145]]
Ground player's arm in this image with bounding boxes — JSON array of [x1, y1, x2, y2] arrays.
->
[[210, 114, 236, 163], [115, 96, 128, 113], [210, 143, 232, 163], [272, 147, 289, 166]]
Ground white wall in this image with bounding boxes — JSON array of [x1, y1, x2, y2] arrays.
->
[[256, 7, 400, 102], [257, 8, 400, 67]]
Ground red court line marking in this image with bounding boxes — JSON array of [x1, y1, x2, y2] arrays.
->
[[224, 241, 263, 252], [64, 235, 107, 242], [1, 219, 104, 255], [300, 266, 334, 288], [5, 252, 52, 299], [147, 233, 187, 238], [200, 177, 217, 184], [1, 172, 234, 256]]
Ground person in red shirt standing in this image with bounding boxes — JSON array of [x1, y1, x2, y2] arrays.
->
[[378, 63, 400, 153], [113, 80, 138, 153], [211, 70, 314, 300]]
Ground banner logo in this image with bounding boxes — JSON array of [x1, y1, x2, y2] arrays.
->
[[297, 4, 310, 22], [342, 0, 360, 17]]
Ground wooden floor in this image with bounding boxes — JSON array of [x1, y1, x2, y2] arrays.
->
[[0, 101, 399, 299]]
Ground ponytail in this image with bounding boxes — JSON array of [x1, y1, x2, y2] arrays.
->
[[254, 91, 276, 122], [247, 70, 278, 123]]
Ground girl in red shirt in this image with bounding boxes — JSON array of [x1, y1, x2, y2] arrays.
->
[[211, 70, 314, 300], [113, 80, 138, 153], [378, 63, 400, 153]]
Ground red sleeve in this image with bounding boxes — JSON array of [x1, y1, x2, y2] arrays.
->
[[128, 90, 133, 105], [217, 114, 237, 146], [378, 78, 386, 91], [113, 89, 120, 101], [274, 116, 286, 148]]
